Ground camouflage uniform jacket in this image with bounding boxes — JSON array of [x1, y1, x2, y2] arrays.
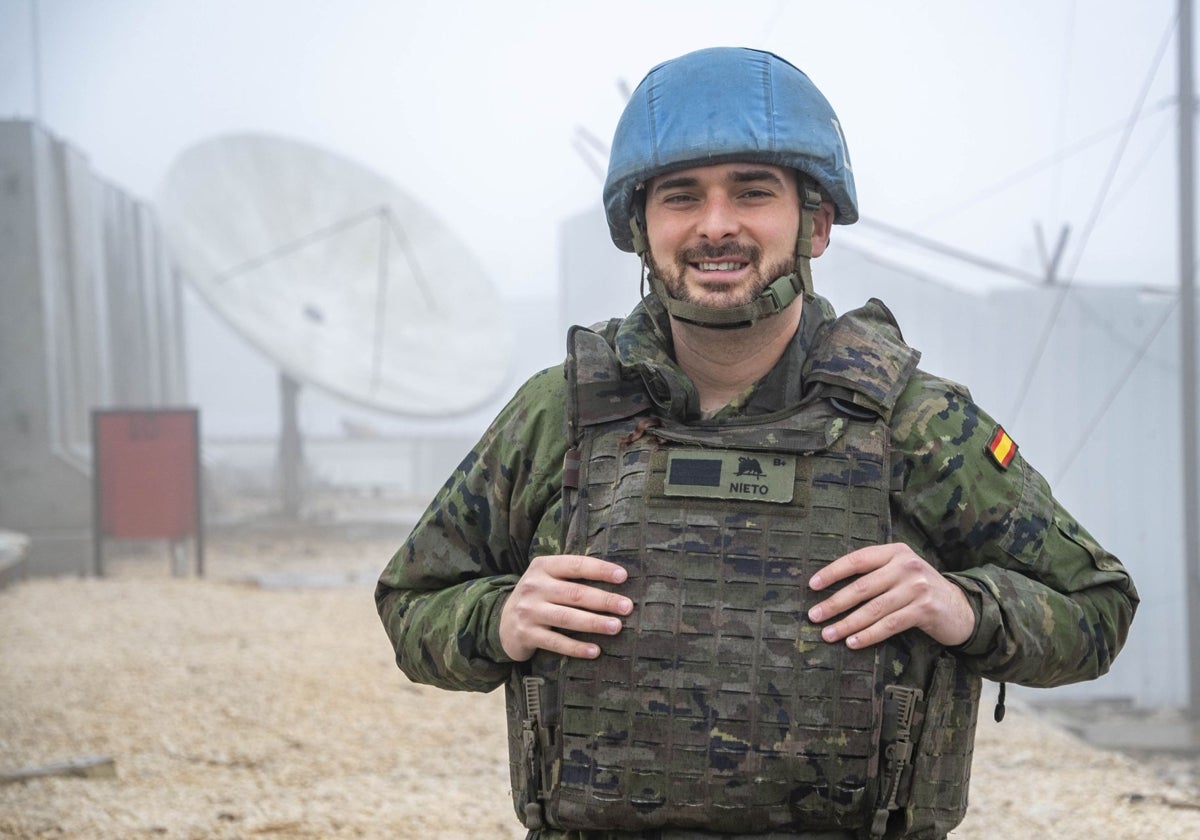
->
[[375, 294, 1138, 836]]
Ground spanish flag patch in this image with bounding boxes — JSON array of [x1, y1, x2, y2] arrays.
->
[[986, 425, 1018, 470]]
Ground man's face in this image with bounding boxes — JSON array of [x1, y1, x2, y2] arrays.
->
[[643, 162, 803, 310]]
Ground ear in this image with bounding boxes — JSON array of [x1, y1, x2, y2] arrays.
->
[[810, 202, 835, 258]]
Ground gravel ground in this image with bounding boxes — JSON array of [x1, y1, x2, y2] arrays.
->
[[1, 526, 1197, 839]]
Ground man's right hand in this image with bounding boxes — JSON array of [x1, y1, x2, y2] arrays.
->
[[499, 554, 633, 662]]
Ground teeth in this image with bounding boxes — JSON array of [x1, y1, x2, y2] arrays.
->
[[698, 262, 742, 271]]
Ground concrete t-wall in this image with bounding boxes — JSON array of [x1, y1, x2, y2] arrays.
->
[[0, 121, 186, 576]]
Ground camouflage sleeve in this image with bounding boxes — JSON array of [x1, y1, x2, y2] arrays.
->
[[374, 366, 568, 693], [889, 372, 1139, 687]]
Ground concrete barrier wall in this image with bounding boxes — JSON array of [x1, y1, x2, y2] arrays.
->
[[0, 120, 186, 576]]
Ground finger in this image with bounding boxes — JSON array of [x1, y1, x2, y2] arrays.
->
[[841, 607, 922, 649], [542, 576, 634, 618], [509, 574, 632, 626], [524, 600, 630, 660], [816, 592, 917, 648], [807, 563, 896, 624], [528, 627, 605, 660], [538, 600, 625, 637], [808, 543, 892, 591], [539, 553, 629, 585], [502, 589, 628, 661], [826, 571, 974, 648]]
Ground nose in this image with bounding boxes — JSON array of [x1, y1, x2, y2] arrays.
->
[[695, 193, 740, 242]]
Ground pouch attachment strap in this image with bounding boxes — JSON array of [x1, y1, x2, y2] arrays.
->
[[871, 685, 923, 838], [520, 676, 547, 830]]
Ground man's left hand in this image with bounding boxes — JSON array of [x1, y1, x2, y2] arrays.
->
[[807, 543, 976, 648]]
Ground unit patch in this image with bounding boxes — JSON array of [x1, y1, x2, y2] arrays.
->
[[986, 425, 1018, 470], [664, 450, 796, 503]]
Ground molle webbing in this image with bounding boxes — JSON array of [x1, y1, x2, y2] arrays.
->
[[514, 302, 970, 836], [537, 407, 893, 833]]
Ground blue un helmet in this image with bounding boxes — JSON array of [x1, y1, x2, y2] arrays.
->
[[603, 47, 858, 328]]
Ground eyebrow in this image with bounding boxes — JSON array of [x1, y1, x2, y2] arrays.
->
[[729, 168, 786, 186], [651, 168, 787, 195]]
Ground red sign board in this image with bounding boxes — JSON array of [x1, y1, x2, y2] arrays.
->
[[92, 409, 203, 574]]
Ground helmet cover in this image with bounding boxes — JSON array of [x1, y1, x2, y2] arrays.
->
[[603, 47, 858, 253]]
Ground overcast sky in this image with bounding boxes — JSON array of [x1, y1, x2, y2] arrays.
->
[[0, 0, 1185, 301]]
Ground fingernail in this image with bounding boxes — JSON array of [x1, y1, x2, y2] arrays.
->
[[809, 574, 823, 589], [808, 606, 823, 622], [846, 635, 860, 649], [611, 568, 628, 583], [618, 598, 633, 614], [584, 644, 601, 658], [822, 627, 837, 642], [606, 618, 622, 633]]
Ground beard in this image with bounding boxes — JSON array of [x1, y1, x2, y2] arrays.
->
[[647, 242, 793, 308]]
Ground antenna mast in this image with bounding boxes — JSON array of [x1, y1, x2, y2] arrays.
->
[[30, 0, 42, 121], [1178, 0, 1200, 719]]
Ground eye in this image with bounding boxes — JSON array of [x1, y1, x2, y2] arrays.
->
[[661, 192, 698, 205], [738, 187, 774, 200]]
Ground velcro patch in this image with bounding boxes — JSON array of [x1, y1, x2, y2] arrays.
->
[[986, 425, 1018, 470], [664, 450, 795, 503]]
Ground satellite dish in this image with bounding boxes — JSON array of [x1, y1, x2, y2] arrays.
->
[[155, 132, 514, 416]]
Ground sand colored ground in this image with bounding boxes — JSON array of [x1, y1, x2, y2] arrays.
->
[[1, 528, 1197, 839]]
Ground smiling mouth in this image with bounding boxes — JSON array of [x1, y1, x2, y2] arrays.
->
[[695, 261, 746, 272], [682, 243, 758, 275]]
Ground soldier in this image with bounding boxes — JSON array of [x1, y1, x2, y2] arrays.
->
[[376, 47, 1138, 839]]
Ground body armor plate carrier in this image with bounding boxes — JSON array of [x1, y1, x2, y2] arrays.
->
[[509, 301, 977, 839]]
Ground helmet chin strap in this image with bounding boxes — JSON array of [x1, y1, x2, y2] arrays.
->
[[633, 178, 823, 330]]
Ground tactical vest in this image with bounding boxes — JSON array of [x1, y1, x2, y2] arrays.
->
[[509, 301, 980, 840]]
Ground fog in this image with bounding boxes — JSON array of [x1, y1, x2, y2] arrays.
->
[[0, 0, 1193, 712], [0, 0, 1181, 299]]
